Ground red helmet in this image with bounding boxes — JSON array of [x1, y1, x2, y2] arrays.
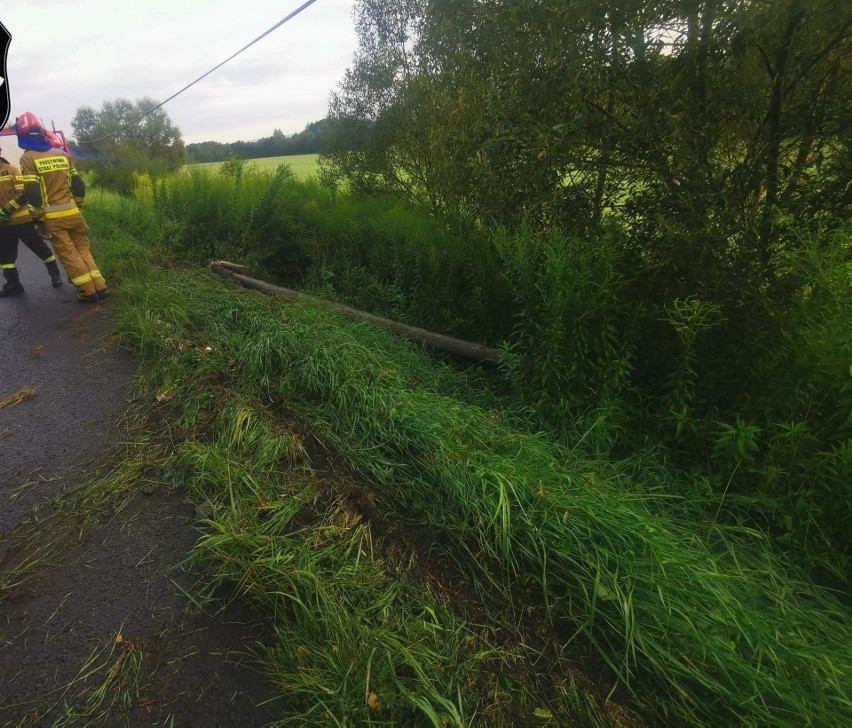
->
[[45, 130, 63, 148], [15, 111, 50, 140]]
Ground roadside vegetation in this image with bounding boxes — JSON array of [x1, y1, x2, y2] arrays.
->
[[58, 0, 850, 724], [75, 173, 850, 726]]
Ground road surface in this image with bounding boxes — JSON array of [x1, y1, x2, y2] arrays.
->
[[1, 247, 136, 528], [0, 249, 279, 726]]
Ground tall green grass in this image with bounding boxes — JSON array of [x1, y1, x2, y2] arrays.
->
[[137, 164, 514, 345], [103, 241, 851, 727], [108, 167, 852, 582]]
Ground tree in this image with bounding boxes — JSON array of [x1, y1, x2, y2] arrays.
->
[[319, 0, 451, 206], [322, 0, 850, 235], [71, 97, 185, 192], [321, 0, 851, 377]]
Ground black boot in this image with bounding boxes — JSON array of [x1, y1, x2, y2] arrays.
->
[[76, 290, 98, 304], [46, 259, 63, 288], [1, 280, 24, 296], [1, 269, 24, 297]]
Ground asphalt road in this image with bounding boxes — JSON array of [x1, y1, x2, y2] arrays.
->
[[0, 249, 281, 726], [0, 248, 137, 526]]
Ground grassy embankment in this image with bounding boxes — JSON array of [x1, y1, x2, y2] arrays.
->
[[70, 181, 852, 727]]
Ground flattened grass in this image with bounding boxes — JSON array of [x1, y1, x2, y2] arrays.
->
[[110, 272, 620, 725], [109, 263, 851, 727]]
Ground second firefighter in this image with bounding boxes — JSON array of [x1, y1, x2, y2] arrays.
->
[[16, 111, 109, 303]]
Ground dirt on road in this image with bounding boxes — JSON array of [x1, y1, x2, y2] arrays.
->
[[1, 252, 280, 727]]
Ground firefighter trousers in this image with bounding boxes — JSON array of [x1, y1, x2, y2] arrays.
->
[[0, 221, 61, 283], [43, 213, 107, 298]]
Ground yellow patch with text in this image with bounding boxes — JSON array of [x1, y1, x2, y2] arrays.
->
[[33, 156, 70, 173]]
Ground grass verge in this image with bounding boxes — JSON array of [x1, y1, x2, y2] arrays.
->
[[93, 233, 851, 727]]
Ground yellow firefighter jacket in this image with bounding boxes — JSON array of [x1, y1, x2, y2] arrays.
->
[[0, 159, 32, 225], [20, 148, 86, 220]]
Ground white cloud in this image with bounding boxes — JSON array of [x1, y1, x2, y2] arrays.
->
[[1, 0, 358, 145]]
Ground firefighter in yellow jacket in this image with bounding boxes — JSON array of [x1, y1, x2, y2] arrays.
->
[[16, 112, 109, 303], [0, 146, 64, 296]]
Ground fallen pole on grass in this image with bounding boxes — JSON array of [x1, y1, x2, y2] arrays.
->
[[209, 261, 502, 366]]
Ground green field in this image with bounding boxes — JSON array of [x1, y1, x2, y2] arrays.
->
[[187, 153, 320, 179]]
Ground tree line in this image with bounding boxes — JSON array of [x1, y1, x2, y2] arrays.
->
[[186, 119, 332, 162], [69, 99, 331, 191]]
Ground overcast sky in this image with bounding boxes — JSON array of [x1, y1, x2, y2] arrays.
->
[[1, 0, 358, 148]]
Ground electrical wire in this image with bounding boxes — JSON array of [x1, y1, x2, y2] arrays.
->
[[82, 0, 319, 144]]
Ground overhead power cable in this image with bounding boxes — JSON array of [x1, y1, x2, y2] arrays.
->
[[83, 0, 319, 144]]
